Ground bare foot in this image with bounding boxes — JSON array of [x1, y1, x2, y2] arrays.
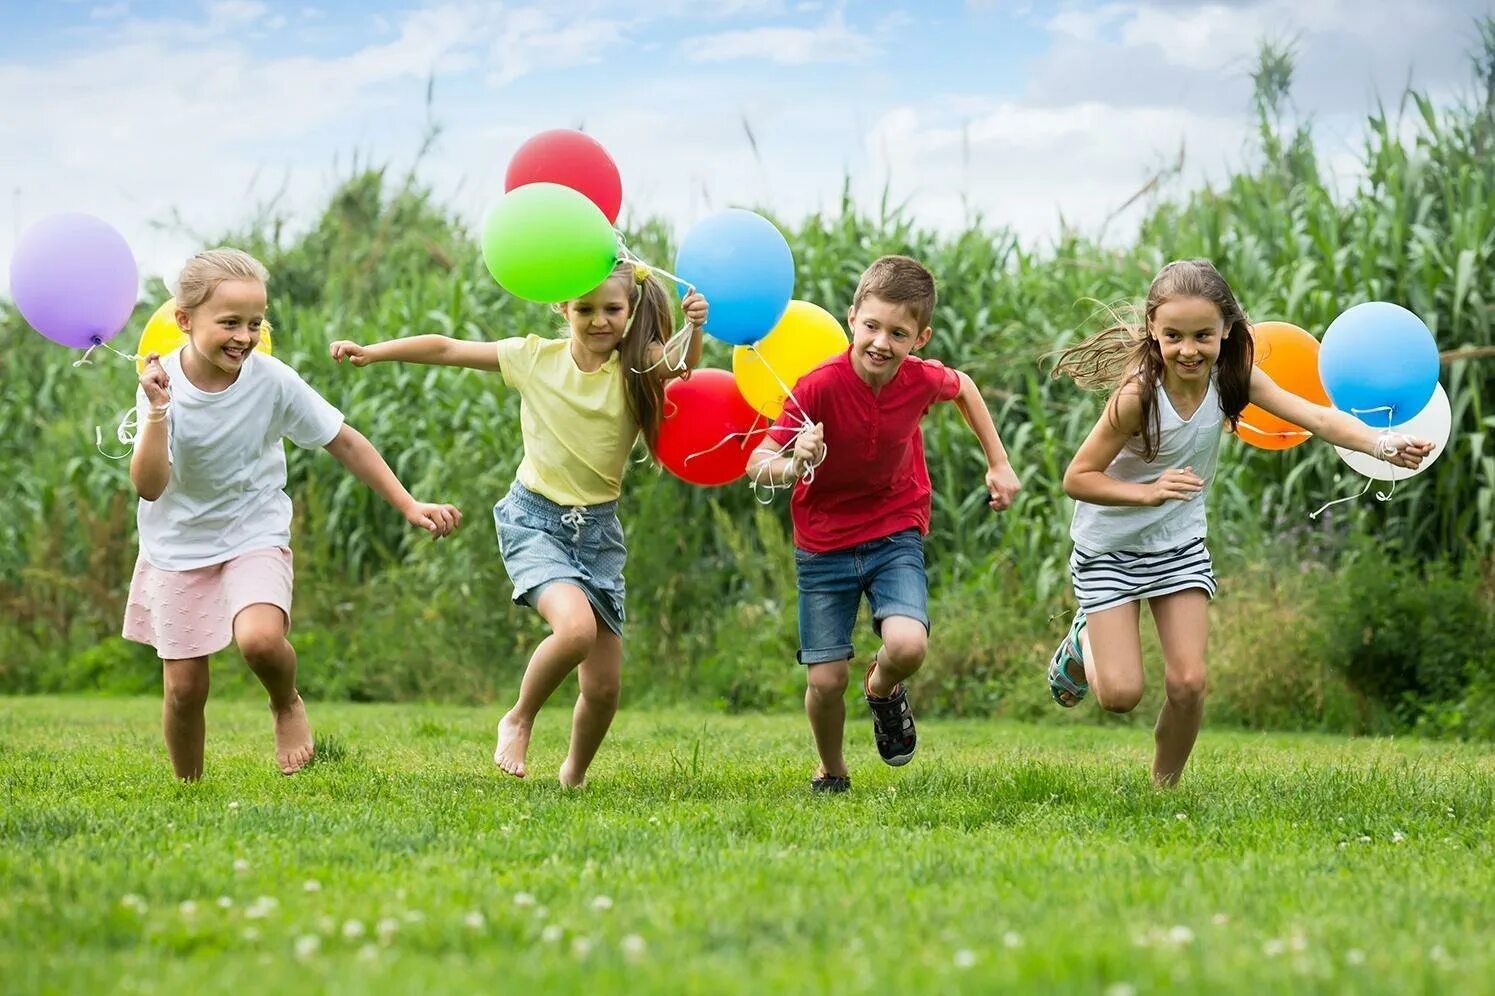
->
[[558, 759, 587, 790], [493, 712, 531, 778], [272, 696, 314, 774]]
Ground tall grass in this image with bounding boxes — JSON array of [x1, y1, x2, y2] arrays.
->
[[1, 39, 1491, 732]]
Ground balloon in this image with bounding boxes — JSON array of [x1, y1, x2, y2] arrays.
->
[[1319, 302, 1439, 426], [9, 213, 138, 348], [656, 369, 768, 486], [1234, 321, 1329, 450], [135, 298, 272, 373], [675, 209, 794, 346], [505, 129, 623, 225], [732, 300, 847, 418], [1334, 383, 1451, 482], [481, 183, 618, 304]]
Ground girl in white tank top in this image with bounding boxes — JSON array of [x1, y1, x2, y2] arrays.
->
[[1044, 260, 1434, 787]]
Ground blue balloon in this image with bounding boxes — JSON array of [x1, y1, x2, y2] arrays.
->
[[1318, 302, 1439, 426], [675, 209, 794, 346]]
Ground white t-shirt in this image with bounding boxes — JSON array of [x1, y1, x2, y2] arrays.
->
[[135, 349, 344, 571]]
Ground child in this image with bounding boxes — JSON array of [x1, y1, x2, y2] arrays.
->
[[746, 255, 1022, 793], [329, 260, 707, 788], [1048, 259, 1432, 786], [126, 248, 461, 781]]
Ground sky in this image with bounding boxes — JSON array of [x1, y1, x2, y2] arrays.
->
[[0, 0, 1490, 290]]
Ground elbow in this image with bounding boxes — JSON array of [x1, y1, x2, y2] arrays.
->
[[1062, 467, 1083, 501], [132, 476, 164, 502]]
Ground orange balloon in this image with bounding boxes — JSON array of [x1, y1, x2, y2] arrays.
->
[[1234, 321, 1329, 451]]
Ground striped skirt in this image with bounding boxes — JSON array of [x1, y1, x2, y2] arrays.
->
[[1069, 537, 1217, 614]]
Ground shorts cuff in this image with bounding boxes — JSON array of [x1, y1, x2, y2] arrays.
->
[[798, 644, 854, 665]]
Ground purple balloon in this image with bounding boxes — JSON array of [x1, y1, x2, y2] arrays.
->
[[9, 213, 139, 348]]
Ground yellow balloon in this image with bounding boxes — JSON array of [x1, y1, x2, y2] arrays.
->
[[135, 297, 273, 373], [732, 300, 848, 418]]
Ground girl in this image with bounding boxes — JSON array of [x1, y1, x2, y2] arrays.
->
[[329, 260, 707, 788], [1047, 259, 1431, 786], [127, 248, 461, 781]]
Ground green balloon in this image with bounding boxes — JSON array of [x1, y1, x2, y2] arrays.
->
[[482, 183, 618, 303]]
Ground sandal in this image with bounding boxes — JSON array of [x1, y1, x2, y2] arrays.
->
[[1048, 609, 1089, 707]]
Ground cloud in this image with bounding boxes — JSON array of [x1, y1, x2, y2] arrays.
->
[[684, 8, 879, 64]]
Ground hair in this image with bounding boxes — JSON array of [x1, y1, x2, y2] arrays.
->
[[1051, 259, 1254, 461], [175, 248, 270, 310], [562, 260, 675, 453], [852, 255, 937, 330]]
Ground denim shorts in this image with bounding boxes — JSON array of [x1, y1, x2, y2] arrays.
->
[[493, 482, 626, 636], [793, 528, 930, 665]]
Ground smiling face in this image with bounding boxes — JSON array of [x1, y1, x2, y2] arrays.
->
[[178, 278, 267, 385], [560, 276, 633, 361], [1149, 295, 1226, 385], [847, 294, 931, 386]]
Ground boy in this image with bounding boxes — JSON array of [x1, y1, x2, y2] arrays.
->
[[748, 256, 1021, 792]]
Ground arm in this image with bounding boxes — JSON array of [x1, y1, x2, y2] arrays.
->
[[950, 371, 1021, 511], [650, 290, 707, 383], [747, 422, 825, 486], [1063, 383, 1204, 507], [1248, 368, 1433, 468], [329, 335, 501, 372], [323, 424, 463, 537], [130, 354, 171, 501]]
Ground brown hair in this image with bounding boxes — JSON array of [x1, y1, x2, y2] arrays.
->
[[852, 255, 937, 329], [564, 260, 675, 454], [175, 248, 269, 310], [1052, 259, 1254, 461]]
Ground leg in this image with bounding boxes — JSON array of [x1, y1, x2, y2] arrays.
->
[[805, 659, 851, 779], [1080, 601, 1146, 714], [495, 582, 597, 778], [866, 616, 927, 697], [234, 603, 312, 775], [558, 611, 621, 789], [1148, 589, 1210, 787], [162, 656, 210, 781]]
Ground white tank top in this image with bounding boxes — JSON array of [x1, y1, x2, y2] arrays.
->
[[1070, 375, 1223, 553]]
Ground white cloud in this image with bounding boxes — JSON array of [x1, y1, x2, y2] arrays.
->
[[484, 9, 630, 87], [684, 9, 878, 64]]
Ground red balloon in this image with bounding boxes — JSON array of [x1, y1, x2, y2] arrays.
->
[[656, 370, 769, 487], [505, 129, 623, 225]]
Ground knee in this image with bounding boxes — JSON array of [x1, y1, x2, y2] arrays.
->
[[552, 614, 598, 658], [1096, 681, 1144, 714], [1165, 669, 1207, 709], [880, 631, 927, 674], [579, 672, 620, 712], [164, 673, 209, 713], [236, 626, 286, 665], [806, 662, 849, 700]]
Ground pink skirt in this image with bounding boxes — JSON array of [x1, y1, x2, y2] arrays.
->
[[122, 546, 294, 660]]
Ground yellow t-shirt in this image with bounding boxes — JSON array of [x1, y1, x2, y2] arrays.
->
[[496, 335, 639, 506]]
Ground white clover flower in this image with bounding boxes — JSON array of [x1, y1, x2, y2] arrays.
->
[[620, 934, 647, 960], [1346, 949, 1366, 966], [1211, 913, 1229, 926], [513, 892, 536, 908], [1003, 932, 1024, 949], [465, 912, 486, 930], [303, 880, 322, 893], [216, 897, 233, 910], [233, 859, 250, 874], [342, 919, 366, 940], [377, 917, 400, 942], [294, 935, 320, 959], [1168, 926, 1195, 945], [572, 936, 594, 959], [541, 924, 564, 944], [953, 949, 977, 969], [591, 895, 614, 912]]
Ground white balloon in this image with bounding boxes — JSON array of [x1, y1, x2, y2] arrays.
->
[[1334, 383, 1451, 482]]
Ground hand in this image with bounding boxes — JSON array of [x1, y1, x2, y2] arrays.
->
[[329, 340, 372, 367], [985, 462, 1021, 512], [1378, 434, 1435, 470], [1146, 467, 1204, 506], [681, 290, 708, 327], [790, 422, 826, 478], [404, 501, 462, 539], [139, 353, 171, 411]]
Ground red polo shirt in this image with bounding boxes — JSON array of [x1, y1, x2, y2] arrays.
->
[[768, 351, 961, 553]]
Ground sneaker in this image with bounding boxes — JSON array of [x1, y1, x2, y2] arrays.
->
[[864, 656, 917, 766], [810, 773, 851, 793], [1048, 609, 1089, 707]]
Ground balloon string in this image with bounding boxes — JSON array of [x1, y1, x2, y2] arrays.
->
[[73, 337, 139, 369], [1307, 406, 1402, 519]]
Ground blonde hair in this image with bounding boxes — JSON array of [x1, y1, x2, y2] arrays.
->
[[175, 248, 269, 310]]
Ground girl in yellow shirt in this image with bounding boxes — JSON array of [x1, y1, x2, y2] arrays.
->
[[332, 261, 707, 787]]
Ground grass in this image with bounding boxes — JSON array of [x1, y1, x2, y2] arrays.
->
[[1, 697, 1491, 994]]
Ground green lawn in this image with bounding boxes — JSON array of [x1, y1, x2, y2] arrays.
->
[[1, 696, 1491, 994]]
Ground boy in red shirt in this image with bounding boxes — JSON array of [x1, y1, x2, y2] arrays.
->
[[748, 256, 1022, 793]]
